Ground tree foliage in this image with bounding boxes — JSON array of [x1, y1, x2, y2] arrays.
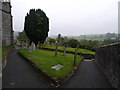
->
[[48, 38, 56, 45], [17, 31, 29, 42], [24, 9, 49, 45]]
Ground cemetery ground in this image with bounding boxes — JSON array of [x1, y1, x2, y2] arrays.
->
[[40, 45, 95, 54], [19, 49, 84, 87], [2, 45, 112, 88]]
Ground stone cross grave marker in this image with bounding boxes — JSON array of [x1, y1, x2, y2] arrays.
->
[[55, 42, 58, 57], [63, 46, 66, 56], [73, 48, 77, 66]]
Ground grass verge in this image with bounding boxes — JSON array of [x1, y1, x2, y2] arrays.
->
[[2, 46, 15, 60]]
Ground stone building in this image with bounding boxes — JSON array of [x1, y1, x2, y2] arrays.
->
[[0, 0, 13, 46]]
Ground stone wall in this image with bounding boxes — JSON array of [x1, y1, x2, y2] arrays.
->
[[95, 43, 120, 88], [0, 1, 13, 46]]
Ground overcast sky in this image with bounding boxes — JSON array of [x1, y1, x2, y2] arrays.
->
[[11, 0, 119, 36]]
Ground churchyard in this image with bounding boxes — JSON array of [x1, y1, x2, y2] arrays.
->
[[18, 41, 88, 86]]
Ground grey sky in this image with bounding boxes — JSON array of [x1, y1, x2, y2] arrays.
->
[[11, 0, 119, 36]]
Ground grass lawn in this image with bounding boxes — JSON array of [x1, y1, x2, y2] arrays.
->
[[2, 46, 14, 60], [19, 49, 84, 79], [40, 45, 95, 54], [15, 42, 21, 46]]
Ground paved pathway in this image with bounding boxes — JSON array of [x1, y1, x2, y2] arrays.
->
[[2, 49, 112, 88], [61, 59, 112, 88], [2, 50, 49, 88]]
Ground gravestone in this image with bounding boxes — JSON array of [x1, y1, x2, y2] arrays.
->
[[63, 46, 66, 56], [31, 42, 36, 51], [25, 41, 28, 49], [22, 41, 24, 49], [77, 45, 79, 49], [28, 46, 32, 53], [52, 64, 64, 71], [51, 43, 55, 46], [36, 44, 39, 50], [55, 43, 58, 57], [73, 48, 77, 66], [20, 41, 22, 47]]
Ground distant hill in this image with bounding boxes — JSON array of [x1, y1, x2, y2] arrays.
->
[[49, 33, 118, 41]]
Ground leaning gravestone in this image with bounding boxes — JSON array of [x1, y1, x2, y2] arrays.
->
[[22, 41, 24, 49], [63, 46, 66, 56], [73, 48, 77, 66]]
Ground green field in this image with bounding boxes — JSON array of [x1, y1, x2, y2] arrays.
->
[[77, 38, 106, 41], [19, 49, 84, 79], [40, 45, 95, 54]]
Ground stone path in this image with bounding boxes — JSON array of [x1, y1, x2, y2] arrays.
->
[[2, 49, 112, 88]]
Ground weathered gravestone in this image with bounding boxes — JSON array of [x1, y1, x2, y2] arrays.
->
[[36, 42, 39, 50], [63, 46, 66, 56], [51, 43, 55, 46], [52, 64, 64, 71], [22, 41, 24, 49], [31, 42, 36, 51], [25, 41, 28, 49], [55, 42, 58, 57], [28, 46, 32, 53], [73, 48, 77, 66]]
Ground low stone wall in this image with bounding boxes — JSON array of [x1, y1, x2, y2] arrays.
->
[[95, 43, 120, 88]]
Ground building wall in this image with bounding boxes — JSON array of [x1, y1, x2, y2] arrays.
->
[[0, 1, 2, 47], [95, 43, 120, 88], [1, 1, 13, 46]]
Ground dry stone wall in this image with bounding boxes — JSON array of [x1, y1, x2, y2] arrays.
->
[[95, 43, 120, 88]]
